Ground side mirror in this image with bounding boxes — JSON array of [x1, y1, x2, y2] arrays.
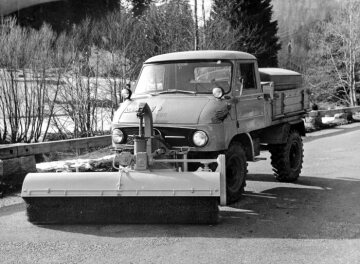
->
[[121, 88, 132, 100], [261, 81, 274, 100], [239, 77, 244, 96]]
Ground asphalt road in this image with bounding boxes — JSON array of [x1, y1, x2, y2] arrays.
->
[[1, 124, 360, 264]]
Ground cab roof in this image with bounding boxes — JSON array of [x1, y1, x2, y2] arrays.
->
[[145, 50, 256, 63]]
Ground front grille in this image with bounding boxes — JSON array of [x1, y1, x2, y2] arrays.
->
[[122, 127, 139, 145], [121, 127, 196, 147], [156, 127, 196, 147]]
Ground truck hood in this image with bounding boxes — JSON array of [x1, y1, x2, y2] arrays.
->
[[114, 95, 211, 124]]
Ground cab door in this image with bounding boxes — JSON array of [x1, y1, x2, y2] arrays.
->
[[234, 61, 266, 133]]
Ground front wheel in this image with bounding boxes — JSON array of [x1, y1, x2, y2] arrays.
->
[[225, 142, 247, 204], [269, 131, 304, 182]]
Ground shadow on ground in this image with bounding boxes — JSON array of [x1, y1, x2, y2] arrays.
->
[[39, 173, 360, 240]]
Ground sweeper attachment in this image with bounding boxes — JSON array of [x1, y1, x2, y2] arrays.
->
[[21, 103, 226, 224]]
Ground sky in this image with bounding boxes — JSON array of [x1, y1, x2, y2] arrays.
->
[[188, 0, 213, 21]]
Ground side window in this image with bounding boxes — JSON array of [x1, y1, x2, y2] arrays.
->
[[239, 63, 256, 90]]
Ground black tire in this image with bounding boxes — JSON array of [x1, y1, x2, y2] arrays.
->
[[269, 131, 304, 182], [225, 142, 247, 204]]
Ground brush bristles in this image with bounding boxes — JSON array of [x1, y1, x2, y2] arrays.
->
[[23, 197, 219, 225]]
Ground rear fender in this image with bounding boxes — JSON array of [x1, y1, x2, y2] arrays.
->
[[290, 120, 306, 136], [259, 121, 305, 145], [260, 123, 290, 144]]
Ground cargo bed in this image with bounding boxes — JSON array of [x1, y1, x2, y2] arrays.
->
[[259, 68, 309, 120]]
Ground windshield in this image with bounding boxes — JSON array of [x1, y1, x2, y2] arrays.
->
[[134, 61, 232, 95]]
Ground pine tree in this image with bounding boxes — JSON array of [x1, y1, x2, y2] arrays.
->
[[211, 0, 281, 67], [131, 0, 153, 17]]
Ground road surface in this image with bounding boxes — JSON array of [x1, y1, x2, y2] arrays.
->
[[1, 124, 360, 264]]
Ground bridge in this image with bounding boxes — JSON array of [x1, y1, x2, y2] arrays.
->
[[0, 0, 60, 16]]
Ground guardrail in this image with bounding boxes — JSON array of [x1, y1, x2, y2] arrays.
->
[[0, 135, 111, 184], [0, 135, 111, 160], [305, 106, 360, 130], [308, 106, 360, 117]]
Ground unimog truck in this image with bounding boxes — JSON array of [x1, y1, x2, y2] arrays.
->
[[21, 50, 309, 225], [112, 50, 310, 204]]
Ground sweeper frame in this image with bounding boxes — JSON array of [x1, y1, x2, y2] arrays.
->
[[22, 103, 227, 224]]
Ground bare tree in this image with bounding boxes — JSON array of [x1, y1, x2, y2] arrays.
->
[[140, 1, 194, 55], [194, 0, 199, 50], [0, 19, 62, 143], [94, 11, 143, 109], [308, 0, 360, 106]]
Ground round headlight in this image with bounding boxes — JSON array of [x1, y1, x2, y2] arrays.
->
[[212, 87, 224, 99], [112, 129, 125, 144], [193, 130, 208, 147], [121, 88, 132, 100]]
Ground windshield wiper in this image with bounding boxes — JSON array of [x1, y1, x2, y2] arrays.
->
[[153, 90, 196, 95]]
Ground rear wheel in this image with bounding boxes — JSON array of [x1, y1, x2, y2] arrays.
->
[[269, 131, 303, 182], [226, 142, 247, 204]]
